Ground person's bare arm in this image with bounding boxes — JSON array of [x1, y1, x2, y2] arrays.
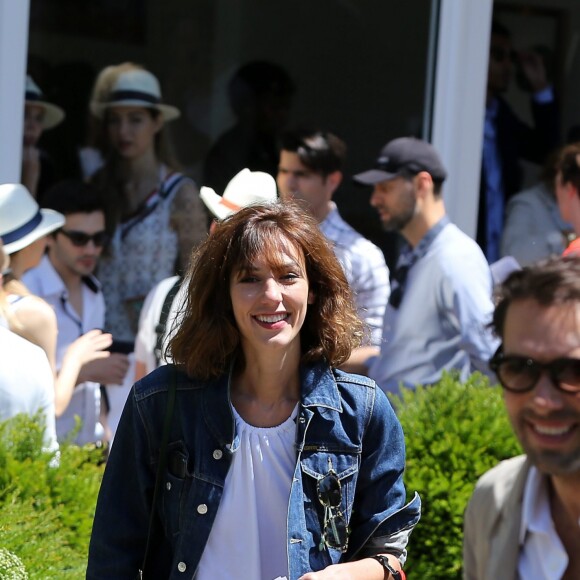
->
[[78, 351, 130, 385], [338, 346, 380, 375], [21, 146, 41, 197], [170, 180, 208, 272], [56, 329, 114, 415], [299, 553, 403, 579]]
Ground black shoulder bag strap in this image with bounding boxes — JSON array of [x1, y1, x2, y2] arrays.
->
[[139, 370, 177, 579], [154, 277, 183, 367]]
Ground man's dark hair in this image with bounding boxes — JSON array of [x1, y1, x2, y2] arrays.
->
[[42, 179, 105, 215], [398, 167, 444, 197], [492, 255, 580, 339], [280, 129, 346, 177], [554, 143, 580, 196]]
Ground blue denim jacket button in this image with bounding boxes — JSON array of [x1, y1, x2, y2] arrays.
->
[[166, 482, 172, 491], [212, 449, 223, 460], [197, 504, 208, 515], [177, 561, 187, 572]]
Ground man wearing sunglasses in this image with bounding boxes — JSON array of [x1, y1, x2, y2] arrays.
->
[[464, 256, 580, 579], [22, 180, 129, 446]]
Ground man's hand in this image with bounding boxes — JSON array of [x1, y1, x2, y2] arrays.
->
[[65, 329, 128, 384], [517, 49, 548, 93], [80, 353, 130, 385]]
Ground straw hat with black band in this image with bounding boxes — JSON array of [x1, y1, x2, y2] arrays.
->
[[0, 183, 65, 255], [25, 76, 65, 130], [90, 69, 180, 122]]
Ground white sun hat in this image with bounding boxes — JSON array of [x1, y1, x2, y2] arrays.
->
[[25, 76, 65, 130], [0, 184, 65, 255], [90, 68, 180, 122], [200, 169, 278, 220]]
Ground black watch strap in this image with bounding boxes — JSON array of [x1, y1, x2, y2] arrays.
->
[[370, 555, 404, 580]]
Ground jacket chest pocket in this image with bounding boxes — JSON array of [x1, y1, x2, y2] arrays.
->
[[160, 440, 193, 537], [300, 451, 359, 555]]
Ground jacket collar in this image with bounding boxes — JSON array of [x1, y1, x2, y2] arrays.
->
[[29, 255, 66, 298], [487, 457, 531, 579], [201, 360, 342, 450], [299, 362, 342, 412], [26, 254, 101, 297]]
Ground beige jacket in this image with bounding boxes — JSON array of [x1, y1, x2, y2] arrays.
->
[[463, 455, 530, 580]]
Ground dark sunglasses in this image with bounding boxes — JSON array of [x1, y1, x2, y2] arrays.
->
[[489, 346, 580, 394], [317, 465, 348, 552], [58, 229, 109, 247]]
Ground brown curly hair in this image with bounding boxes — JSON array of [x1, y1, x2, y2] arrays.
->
[[168, 202, 364, 378]]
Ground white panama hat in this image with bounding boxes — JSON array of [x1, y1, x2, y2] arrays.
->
[[25, 76, 65, 130], [200, 169, 278, 220], [0, 184, 65, 255], [90, 68, 180, 122]]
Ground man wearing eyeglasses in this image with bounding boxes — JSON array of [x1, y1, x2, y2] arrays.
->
[[22, 180, 129, 446], [463, 255, 580, 580], [479, 19, 560, 263]]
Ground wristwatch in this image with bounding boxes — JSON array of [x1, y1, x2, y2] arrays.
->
[[370, 555, 406, 580]]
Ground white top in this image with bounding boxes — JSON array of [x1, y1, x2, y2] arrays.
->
[[0, 325, 58, 452], [320, 203, 390, 346], [196, 404, 298, 580], [23, 255, 106, 445], [97, 170, 195, 342], [134, 275, 184, 375], [518, 466, 568, 580]]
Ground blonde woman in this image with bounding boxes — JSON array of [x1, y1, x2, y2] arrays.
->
[[90, 65, 207, 343]]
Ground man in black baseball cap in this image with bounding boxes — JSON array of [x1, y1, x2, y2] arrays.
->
[[353, 137, 498, 394], [353, 136, 447, 186]]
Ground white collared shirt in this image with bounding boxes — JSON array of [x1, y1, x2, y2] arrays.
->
[[23, 255, 106, 445], [518, 466, 568, 579]]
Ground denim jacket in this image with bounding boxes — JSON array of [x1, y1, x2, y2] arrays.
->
[[87, 362, 421, 579]]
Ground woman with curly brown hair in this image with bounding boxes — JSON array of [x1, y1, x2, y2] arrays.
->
[[88, 202, 420, 580]]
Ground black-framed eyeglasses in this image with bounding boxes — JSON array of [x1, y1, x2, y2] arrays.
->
[[58, 229, 109, 247], [489, 346, 580, 394], [317, 463, 348, 552]]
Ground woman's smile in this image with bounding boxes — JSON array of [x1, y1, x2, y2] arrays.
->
[[230, 248, 310, 357]]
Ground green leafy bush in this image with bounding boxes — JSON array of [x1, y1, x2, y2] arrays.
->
[[393, 372, 522, 579], [0, 375, 522, 578], [0, 414, 105, 579], [0, 547, 28, 579]]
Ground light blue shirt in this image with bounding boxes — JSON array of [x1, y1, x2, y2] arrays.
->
[[369, 221, 499, 393]]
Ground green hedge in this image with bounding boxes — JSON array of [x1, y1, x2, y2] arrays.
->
[[0, 414, 104, 578], [0, 374, 521, 578], [392, 372, 522, 579]]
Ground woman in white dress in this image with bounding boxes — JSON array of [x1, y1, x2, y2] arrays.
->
[[90, 65, 207, 344]]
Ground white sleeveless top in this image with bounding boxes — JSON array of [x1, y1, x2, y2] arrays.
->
[[196, 404, 298, 580]]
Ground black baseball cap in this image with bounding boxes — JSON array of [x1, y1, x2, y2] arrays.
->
[[353, 137, 447, 185]]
